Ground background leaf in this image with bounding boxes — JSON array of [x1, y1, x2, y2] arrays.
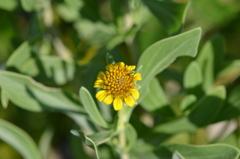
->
[[141, 0, 190, 34], [1, 90, 9, 109], [163, 144, 239, 159], [20, 56, 76, 85], [214, 85, 240, 122], [180, 95, 196, 111], [183, 61, 203, 97], [125, 123, 137, 152], [216, 60, 240, 86], [196, 34, 225, 90], [172, 151, 185, 159], [0, 71, 85, 114], [6, 41, 33, 72], [0, 118, 41, 159], [140, 77, 168, 112], [20, 0, 36, 12], [0, 0, 17, 11], [189, 86, 226, 127]]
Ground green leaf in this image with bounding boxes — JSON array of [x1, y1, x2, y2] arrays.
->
[[74, 20, 116, 46], [154, 86, 226, 134], [0, 0, 18, 11], [183, 61, 203, 97], [39, 127, 54, 159], [71, 130, 100, 159], [56, 0, 82, 22], [0, 71, 85, 114], [172, 151, 185, 159], [214, 85, 240, 122], [20, 0, 36, 12], [138, 28, 202, 100], [141, 0, 190, 34], [153, 116, 198, 134], [6, 41, 76, 86], [71, 130, 113, 159], [0, 118, 41, 159], [1, 90, 9, 109], [79, 87, 109, 128], [125, 123, 137, 152], [70, 131, 89, 159], [140, 77, 168, 112], [196, 34, 225, 91], [191, 0, 239, 32], [110, 0, 125, 31], [20, 56, 76, 85], [180, 95, 196, 111], [132, 143, 240, 159], [189, 86, 226, 127], [6, 41, 33, 72], [216, 60, 240, 85], [156, 144, 240, 159]]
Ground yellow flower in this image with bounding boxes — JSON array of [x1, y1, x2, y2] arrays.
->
[[94, 62, 142, 111]]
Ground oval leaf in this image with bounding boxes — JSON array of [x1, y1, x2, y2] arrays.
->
[[79, 87, 109, 128], [0, 119, 41, 159], [140, 77, 168, 112], [142, 0, 190, 34], [125, 123, 137, 152], [0, 71, 85, 114], [189, 86, 226, 127], [165, 144, 240, 159], [138, 28, 202, 100], [180, 94, 197, 111], [183, 61, 203, 97]]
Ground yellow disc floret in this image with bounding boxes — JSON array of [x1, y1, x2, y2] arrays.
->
[[94, 62, 142, 111]]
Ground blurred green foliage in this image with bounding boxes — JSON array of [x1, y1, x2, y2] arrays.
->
[[0, 0, 240, 159]]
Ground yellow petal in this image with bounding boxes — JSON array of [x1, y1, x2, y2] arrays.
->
[[103, 95, 113, 105], [94, 79, 104, 88], [118, 62, 125, 69], [130, 89, 139, 100], [126, 65, 136, 71], [113, 97, 122, 111], [96, 90, 107, 102], [134, 73, 142, 81], [124, 96, 136, 107], [106, 64, 113, 71], [97, 71, 105, 80]]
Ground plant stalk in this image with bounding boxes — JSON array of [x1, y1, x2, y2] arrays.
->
[[117, 105, 131, 159]]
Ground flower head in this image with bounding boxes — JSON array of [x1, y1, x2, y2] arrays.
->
[[94, 62, 142, 111]]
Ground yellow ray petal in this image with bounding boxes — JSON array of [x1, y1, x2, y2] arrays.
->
[[113, 97, 122, 111], [94, 79, 104, 88], [97, 71, 105, 80], [124, 96, 136, 107], [130, 89, 139, 100], [126, 65, 136, 71], [106, 64, 114, 71], [103, 95, 113, 105], [96, 90, 107, 102], [118, 62, 125, 69], [134, 73, 142, 81]]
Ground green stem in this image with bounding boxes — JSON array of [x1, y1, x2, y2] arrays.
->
[[117, 105, 131, 159]]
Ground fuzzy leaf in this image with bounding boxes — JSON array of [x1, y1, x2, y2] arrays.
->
[[0, 119, 41, 159]]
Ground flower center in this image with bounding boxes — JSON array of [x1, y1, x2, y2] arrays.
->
[[103, 68, 134, 98]]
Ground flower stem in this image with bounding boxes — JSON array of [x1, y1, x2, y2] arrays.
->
[[117, 106, 130, 159]]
